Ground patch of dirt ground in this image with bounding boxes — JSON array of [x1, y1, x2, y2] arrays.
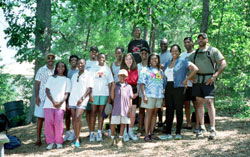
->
[[4, 115, 250, 157]]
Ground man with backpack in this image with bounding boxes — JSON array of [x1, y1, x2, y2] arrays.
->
[[189, 33, 227, 140]]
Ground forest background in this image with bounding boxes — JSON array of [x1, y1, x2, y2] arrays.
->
[[0, 0, 249, 124]]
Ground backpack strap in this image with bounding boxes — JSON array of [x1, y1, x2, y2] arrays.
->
[[206, 46, 215, 71]]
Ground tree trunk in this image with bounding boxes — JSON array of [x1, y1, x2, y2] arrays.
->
[[149, 8, 155, 52], [26, 0, 51, 124], [201, 0, 210, 33], [85, 24, 91, 51]]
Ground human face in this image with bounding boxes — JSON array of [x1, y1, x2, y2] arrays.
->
[[184, 39, 194, 51], [118, 74, 127, 83], [90, 50, 98, 60], [115, 49, 123, 61], [57, 63, 65, 76], [46, 56, 55, 66], [134, 28, 141, 39], [171, 46, 180, 59], [98, 54, 106, 66], [125, 55, 133, 69], [160, 41, 168, 52], [70, 57, 78, 67], [140, 50, 148, 61], [150, 55, 159, 68], [77, 59, 85, 72], [197, 36, 208, 48]]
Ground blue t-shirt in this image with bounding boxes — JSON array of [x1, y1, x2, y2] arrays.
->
[[137, 67, 165, 98]]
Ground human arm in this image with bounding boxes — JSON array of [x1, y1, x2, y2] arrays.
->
[[108, 82, 113, 104], [35, 81, 41, 106], [111, 83, 116, 100], [46, 88, 57, 107], [77, 87, 92, 106], [206, 59, 227, 85], [182, 62, 199, 87], [128, 98, 133, 118], [140, 83, 148, 104]]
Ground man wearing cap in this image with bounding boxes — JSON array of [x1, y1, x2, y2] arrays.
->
[[34, 53, 55, 146], [189, 33, 227, 139], [128, 27, 150, 64]]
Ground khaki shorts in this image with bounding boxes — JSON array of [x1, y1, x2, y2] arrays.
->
[[141, 97, 163, 109], [111, 116, 130, 124]]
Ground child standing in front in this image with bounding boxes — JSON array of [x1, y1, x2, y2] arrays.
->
[[109, 69, 133, 147], [43, 62, 71, 150]]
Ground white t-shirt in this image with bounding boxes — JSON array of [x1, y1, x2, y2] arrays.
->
[[35, 65, 55, 102], [43, 76, 71, 110], [85, 60, 98, 71], [180, 51, 194, 87], [69, 71, 94, 107], [164, 67, 174, 82], [90, 65, 114, 96]]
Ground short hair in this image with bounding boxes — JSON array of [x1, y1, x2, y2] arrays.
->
[[97, 53, 106, 59], [147, 53, 161, 70], [69, 55, 79, 62], [170, 44, 182, 54], [140, 47, 149, 53], [115, 46, 124, 53], [77, 58, 86, 63], [120, 53, 137, 71], [90, 46, 98, 52], [184, 37, 193, 42]]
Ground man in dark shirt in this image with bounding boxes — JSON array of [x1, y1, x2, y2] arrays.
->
[[128, 27, 150, 64]]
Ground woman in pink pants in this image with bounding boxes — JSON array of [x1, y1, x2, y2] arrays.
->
[[43, 62, 71, 150]]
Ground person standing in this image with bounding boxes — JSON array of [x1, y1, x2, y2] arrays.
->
[[180, 37, 200, 132], [64, 55, 79, 142], [189, 33, 227, 140], [159, 38, 172, 68], [34, 54, 55, 146], [128, 27, 150, 64]]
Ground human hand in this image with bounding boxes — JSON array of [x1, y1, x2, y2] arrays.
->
[[36, 97, 41, 107], [206, 76, 217, 85], [133, 93, 138, 99], [143, 95, 148, 104], [182, 79, 188, 88]]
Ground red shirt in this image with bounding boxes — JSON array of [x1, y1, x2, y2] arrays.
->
[[126, 69, 138, 86]]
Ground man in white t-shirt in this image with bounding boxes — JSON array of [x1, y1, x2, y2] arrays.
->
[[34, 54, 55, 146]]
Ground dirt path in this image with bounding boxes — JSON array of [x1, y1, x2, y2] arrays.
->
[[5, 115, 250, 157]]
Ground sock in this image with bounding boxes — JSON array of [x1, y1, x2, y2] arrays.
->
[[200, 125, 206, 130], [91, 131, 95, 135], [124, 127, 127, 133], [98, 130, 102, 134], [210, 127, 215, 131], [111, 136, 115, 139], [119, 136, 123, 138], [129, 127, 133, 132]]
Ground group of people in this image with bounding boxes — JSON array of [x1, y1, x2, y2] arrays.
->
[[33, 27, 227, 150]]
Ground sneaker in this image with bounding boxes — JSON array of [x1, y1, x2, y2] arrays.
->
[[116, 138, 123, 147], [108, 138, 115, 147], [128, 131, 138, 141], [123, 132, 130, 142], [96, 132, 103, 142], [68, 131, 75, 141], [208, 129, 216, 140], [46, 143, 55, 150], [56, 143, 63, 149], [193, 128, 200, 134], [89, 132, 95, 142], [175, 134, 182, 140], [74, 141, 80, 148], [63, 131, 71, 141], [159, 134, 173, 140], [196, 128, 207, 138]]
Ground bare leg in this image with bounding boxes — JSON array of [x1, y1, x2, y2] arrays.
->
[[184, 101, 192, 127], [35, 117, 44, 146], [129, 105, 137, 128], [98, 105, 105, 130], [71, 109, 76, 138], [144, 109, 154, 136], [196, 97, 205, 126], [86, 110, 91, 134], [120, 124, 126, 136], [193, 100, 200, 129], [75, 109, 84, 142], [90, 105, 98, 132], [65, 107, 71, 131], [150, 108, 158, 135], [139, 107, 145, 134], [205, 98, 215, 128]]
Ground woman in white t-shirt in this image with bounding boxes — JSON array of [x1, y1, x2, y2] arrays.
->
[[43, 62, 71, 150], [89, 53, 114, 142], [68, 58, 93, 147]]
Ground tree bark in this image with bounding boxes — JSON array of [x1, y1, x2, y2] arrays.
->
[[149, 8, 156, 52], [26, 0, 51, 124], [85, 24, 91, 51], [201, 0, 210, 33]]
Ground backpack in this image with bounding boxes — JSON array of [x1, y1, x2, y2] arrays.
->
[[0, 114, 10, 133]]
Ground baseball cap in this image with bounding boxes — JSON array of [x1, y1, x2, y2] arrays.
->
[[140, 47, 149, 53], [198, 33, 208, 39], [47, 53, 55, 58], [90, 46, 98, 52], [118, 69, 128, 76]]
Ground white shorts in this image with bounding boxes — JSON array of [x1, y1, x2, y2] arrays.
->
[[34, 101, 44, 118], [111, 116, 130, 125]]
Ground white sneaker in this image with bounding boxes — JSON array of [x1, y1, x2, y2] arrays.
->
[[96, 132, 103, 142], [159, 134, 173, 140], [128, 131, 138, 141], [123, 132, 130, 142], [108, 129, 111, 137], [63, 131, 71, 141], [89, 132, 95, 142], [68, 131, 75, 141], [46, 143, 55, 150], [56, 143, 63, 149], [175, 134, 182, 140]]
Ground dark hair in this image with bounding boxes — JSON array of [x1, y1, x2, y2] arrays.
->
[[170, 44, 182, 54], [183, 37, 193, 42], [120, 53, 137, 70], [77, 58, 86, 63], [147, 53, 161, 70], [90, 46, 98, 52], [135, 27, 141, 32], [140, 47, 149, 53], [115, 46, 124, 53], [98, 53, 106, 59], [54, 62, 68, 77], [69, 55, 79, 62]]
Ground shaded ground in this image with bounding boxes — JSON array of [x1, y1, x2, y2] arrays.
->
[[5, 114, 250, 157]]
